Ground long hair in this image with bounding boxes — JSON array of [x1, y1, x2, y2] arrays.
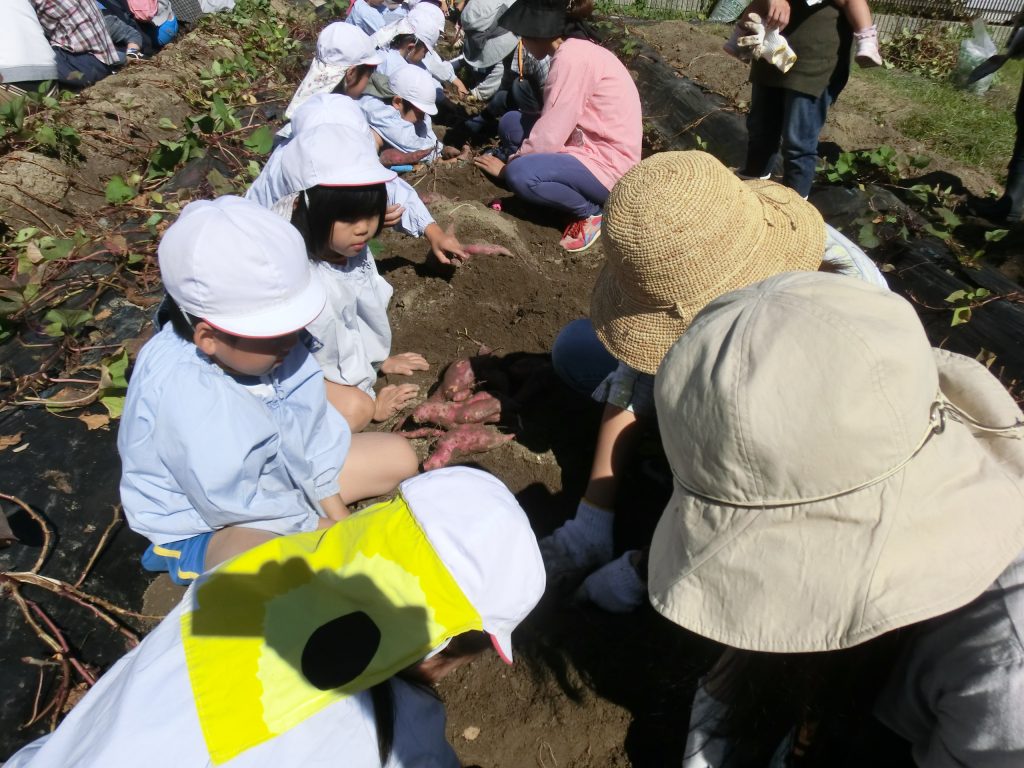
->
[[702, 629, 913, 766], [289, 183, 388, 262], [564, 0, 596, 40]]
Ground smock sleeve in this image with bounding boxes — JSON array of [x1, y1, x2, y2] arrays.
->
[[518, 49, 592, 157], [295, 353, 351, 499], [360, 98, 442, 161], [306, 290, 378, 396], [423, 49, 456, 83], [387, 177, 435, 238], [154, 375, 320, 536]]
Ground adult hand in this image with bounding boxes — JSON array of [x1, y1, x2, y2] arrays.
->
[[425, 222, 470, 264], [473, 154, 506, 178], [764, 0, 790, 30], [384, 204, 405, 228], [381, 352, 430, 376], [373, 383, 420, 421]]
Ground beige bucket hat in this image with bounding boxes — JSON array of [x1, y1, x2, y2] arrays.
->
[[648, 271, 1024, 652], [591, 151, 825, 374]]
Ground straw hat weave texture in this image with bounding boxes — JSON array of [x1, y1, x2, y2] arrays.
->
[[591, 151, 825, 374]]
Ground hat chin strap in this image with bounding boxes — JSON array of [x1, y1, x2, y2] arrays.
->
[[673, 394, 1024, 509]]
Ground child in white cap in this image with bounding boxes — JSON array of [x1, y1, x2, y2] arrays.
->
[[247, 123, 437, 429], [374, 3, 469, 96], [5, 467, 546, 768], [118, 196, 417, 584], [649, 271, 1024, 766], [283, 22, 383, 131], [259, 92, 465, 265], [359, 64, 446, 162], [348, 0, 389, 35]]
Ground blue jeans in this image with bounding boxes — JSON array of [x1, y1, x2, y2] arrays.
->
[[551, 319, 618, 396], [497, 109, 540, 155], [743, 82, 832, 198]]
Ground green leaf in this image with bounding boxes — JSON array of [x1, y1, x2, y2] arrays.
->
[[857, 222, 880, 249], [951, 305, 972, 326], [924, 223, 951, 241], [985, 228, 1009, 243], [99, 394, 126, 419], [243, 125, 274, 155], [206, 168, 236, 196], [105, 175, 138, 205], [158, 117, 178, 130], [945, 289, 968, 303], [42, 308, 92, 337], [933, 207, 962, 228], [38, 236, 76, 261], [368, 239, 384, 257], [100, 348, 130, 389], [910, 154, 932, 169]]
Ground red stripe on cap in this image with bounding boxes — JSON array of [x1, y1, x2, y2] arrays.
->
[[490, 633, 513, 665]]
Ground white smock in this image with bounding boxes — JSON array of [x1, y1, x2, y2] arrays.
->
[[3, 585, 459, 768], [306, 249, 394, 397], [2, 0, 57, 84]]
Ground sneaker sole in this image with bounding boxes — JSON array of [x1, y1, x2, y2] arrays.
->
[[562, 228, 602, 253], [855, 54, 882, 68]]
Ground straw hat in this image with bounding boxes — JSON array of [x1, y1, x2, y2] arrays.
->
[[591, 151, 825, 374], [649, 271, 1024, 653]]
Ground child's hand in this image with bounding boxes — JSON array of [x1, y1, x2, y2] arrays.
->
[[473, 154, 506, 178], [373, 383, 420, 421], [384, 204, 405, 228], [425, 222, 469, 264], [764, 0, 790, 29], [382, 353, 430, 375]]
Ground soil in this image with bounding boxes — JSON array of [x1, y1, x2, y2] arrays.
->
[[0, 9, 1019, 768]]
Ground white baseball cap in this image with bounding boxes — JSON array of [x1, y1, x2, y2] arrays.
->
[[290, 92, 370, 136], [400, 467, 546, 663], [285, 23, 383, 119], [388, 64, 438, 115], [407, 3, 444, 50], [158, 196, 326, 338], [279, 124, 396, 193]]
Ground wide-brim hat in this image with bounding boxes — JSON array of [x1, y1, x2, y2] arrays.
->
[[591, 151, 824, 374], [499, 0, 567, 38], [285, 22, 383, 119], [159, 197, 326, 338], [649, 271, 1024, 653]]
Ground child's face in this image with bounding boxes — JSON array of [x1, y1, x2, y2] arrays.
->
[[392, 97, 425, 124], [402, 43, 427, 65], [344, 66, 374, 98], [328, 215, 380, 261], [198, 326, 300, 377]]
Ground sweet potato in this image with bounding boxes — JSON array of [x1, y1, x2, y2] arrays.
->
[[464, 243, 513, 257], [399, 427, 446, 440], [379, 147, 433, 166], [412, 391, 501, 428], [422, 424, 515, 470], [440, 358, 476, 402]]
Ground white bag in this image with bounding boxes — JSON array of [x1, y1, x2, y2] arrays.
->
[[957, 19, 998, 94]]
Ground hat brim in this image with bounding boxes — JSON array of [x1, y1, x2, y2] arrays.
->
[[498, 4, 565, 38], [591, 182, 824, 374], [201, 264, 327, 338], [648, 349, 1024, 652], [490, 632, 513, 664], [285, 54, 382, 119], [407, 96, 438, 116]]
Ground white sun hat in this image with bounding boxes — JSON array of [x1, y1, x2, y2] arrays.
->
[[281, 123, 396, 193], [400, 466, 546, 663], [406, 2, 444, 50], [649, 271, 1024, 653], [290, 92, 371, 136], [286, 22, 383, 119], [388, 63, 438, 115], [158, 196, 326, 338]]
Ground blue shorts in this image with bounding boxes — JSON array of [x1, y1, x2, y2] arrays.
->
[[141, 532, 213, 585]]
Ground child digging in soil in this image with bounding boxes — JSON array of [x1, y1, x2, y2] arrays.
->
[[249, 123, 432, 430], [472, 0, 642, 253], [118, 197, 418, 585], [725, 0, 882, 68], [545, 151, 888, 612]]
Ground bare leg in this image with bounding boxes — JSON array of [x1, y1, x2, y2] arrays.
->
[[337, 431, 419, 504], [204, 526, 278, 571], [326, 380, 375, 433], [837, 0, 874, 31]]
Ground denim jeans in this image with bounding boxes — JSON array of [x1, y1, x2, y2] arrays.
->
[[742, 82, 832, 198], [551, 319, 618, 396]]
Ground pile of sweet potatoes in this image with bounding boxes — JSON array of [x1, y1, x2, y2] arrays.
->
[[397, 357, 514, 470]]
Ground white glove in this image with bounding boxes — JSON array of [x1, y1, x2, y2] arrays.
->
[[737, 13, 798, 73]]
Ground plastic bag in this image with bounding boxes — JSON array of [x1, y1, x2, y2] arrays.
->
[[957, 19, 998, 94], [709, 0, 748, 23]]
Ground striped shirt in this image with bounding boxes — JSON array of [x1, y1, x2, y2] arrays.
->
[[31, 0, 120, 66]]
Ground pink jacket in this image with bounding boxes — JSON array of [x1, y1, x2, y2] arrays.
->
[[517, 38, 643, 191]]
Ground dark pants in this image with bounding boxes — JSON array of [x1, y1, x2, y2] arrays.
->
[[504, 152, 609, 219], [742, 82, 832, 198], [52, 48, 114, 88], [1002, 75, 1024, 218]]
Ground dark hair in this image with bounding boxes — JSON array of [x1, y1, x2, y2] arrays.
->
[[702, 629, 914, 766], [566, 0, 594, 21], [389, 33, 428, 55], [368, 631, 493, 764], [333, 64, 376, 94], [158, 294, 200, 342], [289, 183, 388, 261]]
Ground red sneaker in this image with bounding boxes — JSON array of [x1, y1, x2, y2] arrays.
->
[[559, 214, 603, 252]]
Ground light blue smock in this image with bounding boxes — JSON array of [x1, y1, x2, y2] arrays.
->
[[358, 94, 442, 162], [347, 0, 387, 35], [118, 324, 350, 545]]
